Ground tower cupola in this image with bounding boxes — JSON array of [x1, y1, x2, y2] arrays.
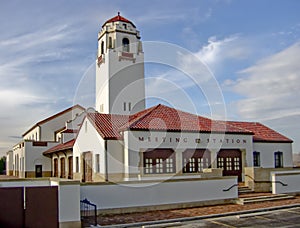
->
[[95, 13, 145, 115]]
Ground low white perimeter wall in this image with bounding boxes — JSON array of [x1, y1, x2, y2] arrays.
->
[[51, 180, 81, 225], [0, 178, 81, 227], [272, 170, 300, 194], [0, 179, 50, 187], [81, 177, 237, 210]]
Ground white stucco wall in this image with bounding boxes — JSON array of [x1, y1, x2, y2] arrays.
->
[[11, 141, 59, 177], [6, 151, 13, 173], [96, 20, 145, 115], [271, 170, 300, 194], [12, 142, 25, 177], [107, 140, 124, 174], [23, 126, 40, 141], [73, 118, 106, 175], [253, 142, 293, 168], [25, 141, 58, 172], [39, 107, 84, 141], [62, 133, 77, 144], [124, 130, 253, 175], [51, 180, 81, 223], [80, 177, 237, 210]]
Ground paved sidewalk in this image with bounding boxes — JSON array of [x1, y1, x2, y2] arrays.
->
[[86, 195, 300, 227]]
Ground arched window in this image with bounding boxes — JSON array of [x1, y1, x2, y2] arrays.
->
[[122, 37, 130, 52], [101, 41, 104, 55]]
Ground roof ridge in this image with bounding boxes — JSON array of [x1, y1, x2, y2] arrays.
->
[[124, 104, 161, 130], [224, 121, 254, 134]]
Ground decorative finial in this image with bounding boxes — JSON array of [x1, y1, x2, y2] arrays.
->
[[118, 12, 120, 16]]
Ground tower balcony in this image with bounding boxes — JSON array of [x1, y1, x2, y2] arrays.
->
[[118, 51, 136, 63]]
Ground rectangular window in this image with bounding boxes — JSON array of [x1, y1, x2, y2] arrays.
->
[[217, 157, 224, 169], [226, 157, 232, 170], [96, 154, 100, 173], [145, 158, 153, 174], [128, 102, 132, 111], [234, 157, 240, 170], [156, 158, 164, 173], [143, 149, 175, 174], [275, 151, 283, 168], [253, 151, 260, 167], [182, 149, 210, 173], [188, 158, 195, 172], [166, 158, 174, 173], [76, 156, 79, 172]]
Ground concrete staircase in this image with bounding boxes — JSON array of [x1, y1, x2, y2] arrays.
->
[[235, 194, 295, 205], [238, 186, 253, 195]]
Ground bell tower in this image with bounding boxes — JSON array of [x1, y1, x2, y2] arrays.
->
[[95, 13, 145, 114]]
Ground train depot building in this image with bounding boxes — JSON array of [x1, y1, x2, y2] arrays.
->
[[4, 13, 298, 227]]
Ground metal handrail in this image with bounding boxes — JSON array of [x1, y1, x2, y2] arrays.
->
[[245, 174, 288, 186], [223, 184, 238, 192]]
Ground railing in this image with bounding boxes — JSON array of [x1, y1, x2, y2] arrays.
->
[[223, 184, 238, 192], [245, 174, 288, 186], [80, 198, 97, 226]]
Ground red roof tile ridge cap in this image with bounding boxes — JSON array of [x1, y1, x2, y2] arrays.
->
[[123, 105, 162, 130], [224, 121, 254, 134]]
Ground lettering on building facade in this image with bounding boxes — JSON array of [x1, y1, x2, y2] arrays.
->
[[137, 136, 247, 145]]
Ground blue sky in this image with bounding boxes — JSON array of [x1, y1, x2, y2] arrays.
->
[[1, 0, 300, 156]]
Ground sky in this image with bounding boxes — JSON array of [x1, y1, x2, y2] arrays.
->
[[1, 0, 300, 156]]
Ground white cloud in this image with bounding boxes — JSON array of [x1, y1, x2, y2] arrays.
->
[[229, 42, 300, 120], [195, 35, 250, 69], [0, 23, 84, 156], [225, 42, 300, 152]]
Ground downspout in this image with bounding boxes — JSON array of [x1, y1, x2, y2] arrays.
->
[[105, 140, 108, 182]]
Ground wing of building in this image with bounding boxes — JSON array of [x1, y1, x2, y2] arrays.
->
[[6, 105, 85, 178]]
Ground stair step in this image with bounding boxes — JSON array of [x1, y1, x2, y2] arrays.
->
[[235, 194, 295, 205], [238, 186, 254, 194]]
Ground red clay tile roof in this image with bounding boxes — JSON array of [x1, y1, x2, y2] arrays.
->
[[87, 113, 129, 140], [43, 105, 292, 150], [86, 105, 292, 143], [102, 12, 136, 28], [43, 139, 75, 156], [86, 105, 253, 140], [228, 121, 293, 143], [121, 104, 252, 134]]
